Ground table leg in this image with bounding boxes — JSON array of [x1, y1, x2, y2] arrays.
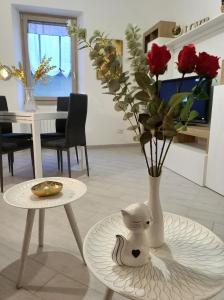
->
[[64, 203, 85, 263], [31, 119, 43, 178], [16, 209, 36, 289], [32, 120, 45, 247], [103, 288, 114, 300], [39, 209, 45, 247]]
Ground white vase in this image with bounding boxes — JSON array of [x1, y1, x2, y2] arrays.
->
[[24, 87, 37, 112], [147, 174, 164, 248]]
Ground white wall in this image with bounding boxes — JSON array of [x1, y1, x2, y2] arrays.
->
[[170, 0, 221, 24], [168, 0, 224, 80], [0, 0, 174, 145], [1, 1, 221, 145]]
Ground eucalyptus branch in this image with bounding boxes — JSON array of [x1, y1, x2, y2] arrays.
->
[[121, 108, 139, 137]]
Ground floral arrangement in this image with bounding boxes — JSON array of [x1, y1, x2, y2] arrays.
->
[[10, 56, 56, 87], [67, 23, 219, 177]]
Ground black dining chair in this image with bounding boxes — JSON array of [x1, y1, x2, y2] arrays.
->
[[41, 93, 89, 177], [0, 95, 33, 172], [0, 96, 32, 140], [41, 97, 79, 170], [0, 129, 34, 192]]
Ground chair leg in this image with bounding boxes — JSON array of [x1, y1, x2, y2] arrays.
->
[[84, 146, 89, 176], [8, 153, 11, 173], [57, 150, 60, 171], [60, 150, 63, 173], [67, 149, 71, 178], [30, 147, 35, 178], [0, 153, 3, 193], [75, 146, 79, 164], [10, 152, 14, 176]]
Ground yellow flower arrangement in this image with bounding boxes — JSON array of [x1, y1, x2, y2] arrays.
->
[[10, 62, 27, 86], [10, 56, 56, 87]]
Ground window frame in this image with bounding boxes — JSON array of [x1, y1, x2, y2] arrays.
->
[[20, 12, 77, 102]]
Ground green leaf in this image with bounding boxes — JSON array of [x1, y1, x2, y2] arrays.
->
[[163, 129, 177, 138], [127, 125, 139, 131], [124, 94, 134, 104], [131, 103, 140, 113], [123, 112, 134, 120], [135, 72, 152, 89], [79, 45, 88, 50], [147, 115, 163, 128], [88, 50, 97, 60], [193, 89, 209, 100], [89, 35, 96, 44], [140, 131, 152, 145], [114, 101, 128, 112], [133, 134, 140, 142], [180, 95, 194, 121], [134, 91, 150, 102], [188, 110, 199, 121], [175, 122, 184, 130], [148, 100, 160, 116], [108, 79, 120, 93], [169, 93, 192, 108]]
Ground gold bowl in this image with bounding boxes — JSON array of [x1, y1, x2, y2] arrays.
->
[[31, 181, 63, 197]]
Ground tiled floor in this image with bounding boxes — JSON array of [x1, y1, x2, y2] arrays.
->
[[0, 146, 223, 300]]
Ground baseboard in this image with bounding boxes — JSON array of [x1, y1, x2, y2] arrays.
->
[[88, 143, 139, 149]]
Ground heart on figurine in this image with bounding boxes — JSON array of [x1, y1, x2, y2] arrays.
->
[[132, 249, 140, 258]]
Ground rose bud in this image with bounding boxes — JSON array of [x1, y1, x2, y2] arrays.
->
[[195, 52, 220, 78], [147, 43, 171, 76], [177, 44, 197, 74]]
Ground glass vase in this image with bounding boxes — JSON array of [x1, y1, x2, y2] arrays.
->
[[24, 87, 37, 112]]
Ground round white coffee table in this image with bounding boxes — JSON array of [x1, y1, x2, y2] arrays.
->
[[84, 212, 224, 300], [4, 177, 87, 289]]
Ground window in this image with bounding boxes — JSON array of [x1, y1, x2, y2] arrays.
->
[[20, 13, 77, 101]]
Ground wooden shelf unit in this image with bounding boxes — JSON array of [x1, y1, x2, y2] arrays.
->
[[173, 125, 210, 152], [166, 14, 224, 51], [143, 21, 176, 53]]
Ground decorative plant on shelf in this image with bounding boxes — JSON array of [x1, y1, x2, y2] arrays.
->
[[67, 22, 220, 253], [9, 56, 56, 112]]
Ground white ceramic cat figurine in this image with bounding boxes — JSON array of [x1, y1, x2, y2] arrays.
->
[[112, 203, 152, 267]]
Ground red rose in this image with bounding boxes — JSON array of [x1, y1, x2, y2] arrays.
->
[[177, 44, 197, 74], [195, 52, 220, 78], [147, 43, 171, 76]]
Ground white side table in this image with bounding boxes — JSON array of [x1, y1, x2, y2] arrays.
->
[[3, 177, 86, 289], [83, 212, 224, 300]]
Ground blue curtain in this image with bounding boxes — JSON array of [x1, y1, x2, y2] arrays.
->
[[28, 22, 71, 78]]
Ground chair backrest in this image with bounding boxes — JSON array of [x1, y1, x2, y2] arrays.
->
[[0, 96, 12, 133], [56, 97, 69, 133], [65, 93, 88, 147]]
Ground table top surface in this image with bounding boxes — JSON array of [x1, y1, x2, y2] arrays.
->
[[0, 111, 68, 121], [84, 212, 224, 300], [3, 177, 87, 209]]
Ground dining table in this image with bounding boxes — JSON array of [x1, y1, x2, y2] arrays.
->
[[0, 111, 68, 246]]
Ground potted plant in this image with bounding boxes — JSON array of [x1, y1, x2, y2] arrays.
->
[[67, 22, 219, 251]]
